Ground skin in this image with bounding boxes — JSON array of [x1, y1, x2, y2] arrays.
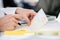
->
[[0, 8, 36, 31], [16, 8, 36, 25]]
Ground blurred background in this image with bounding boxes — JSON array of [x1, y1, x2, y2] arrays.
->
[[0, 0, 59, 19], [0, 0, 39, 11]]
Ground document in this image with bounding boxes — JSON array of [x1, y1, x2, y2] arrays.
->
[[28, 9, 48, 31]]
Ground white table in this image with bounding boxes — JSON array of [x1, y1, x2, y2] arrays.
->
[[0, 17, 60, 40]]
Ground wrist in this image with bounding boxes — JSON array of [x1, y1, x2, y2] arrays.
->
[[15, 7, 23, 14]]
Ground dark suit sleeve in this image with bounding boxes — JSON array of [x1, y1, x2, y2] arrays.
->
[[35, 0, 51, 12], [35, 2, 41, 12], [3, 0, 17, 7], [35, 0, 60, 17]]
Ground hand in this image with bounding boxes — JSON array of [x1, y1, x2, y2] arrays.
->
[[0, 14, 20, 31], [16, 8, 36, 26]]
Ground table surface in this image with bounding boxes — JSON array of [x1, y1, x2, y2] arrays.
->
[[0, 16, 60, 40]]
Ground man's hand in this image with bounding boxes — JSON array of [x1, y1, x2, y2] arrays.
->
[[0, 8, 36, 32], [0, 14, 20, 31], [16, 8, 36, 26]]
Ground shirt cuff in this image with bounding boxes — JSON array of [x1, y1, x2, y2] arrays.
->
[[0, 9, 5, 18], [0, 7, 17, 15]]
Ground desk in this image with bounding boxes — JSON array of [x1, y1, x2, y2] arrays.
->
[[0, 16, 60, 40]]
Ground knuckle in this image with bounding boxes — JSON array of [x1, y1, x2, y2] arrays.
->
[[30, 9, 34, 12]]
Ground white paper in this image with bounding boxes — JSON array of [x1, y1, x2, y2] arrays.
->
[[28, 9, 48, 31], [56, 12, 60, 23]]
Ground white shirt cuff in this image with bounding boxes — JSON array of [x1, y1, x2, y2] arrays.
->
[[0, 7, 17, 15], [0, 10, 5, 18]]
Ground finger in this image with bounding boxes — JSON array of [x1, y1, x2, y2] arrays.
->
[[6, 26, 15, 31], [30, 10, 36, 16], [7, 22, 18, 30], [30, 15, 35, 20], [13, 14, 21, 20], [7, 21, 18, 30], [28, 14, 36, 21], [28, 15, 33, 21], [1, 21, 18, 31], [28, 10, 36, 20], [5, 14, 14, 18], [29, 16, 33, 21], [10, 21, 18, 27], [11, 17, 18, 23], [4, 18, 18, 24], [23, 15, 31, 26], [1, 23, 15, 31]]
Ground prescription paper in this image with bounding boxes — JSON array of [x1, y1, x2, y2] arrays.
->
[[28, 9, 48, 31]]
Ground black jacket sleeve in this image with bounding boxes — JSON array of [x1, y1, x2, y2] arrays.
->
[[3, 0, 17, 7], [35, 0, 60, 17]]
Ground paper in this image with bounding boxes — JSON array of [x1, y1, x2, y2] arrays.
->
[[56, 12, 60, 23], [28, 9, 48, 31], [4, 30, 34, 35]]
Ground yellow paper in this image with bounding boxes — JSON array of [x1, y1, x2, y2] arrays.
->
[[4, 30, 34, 35]]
